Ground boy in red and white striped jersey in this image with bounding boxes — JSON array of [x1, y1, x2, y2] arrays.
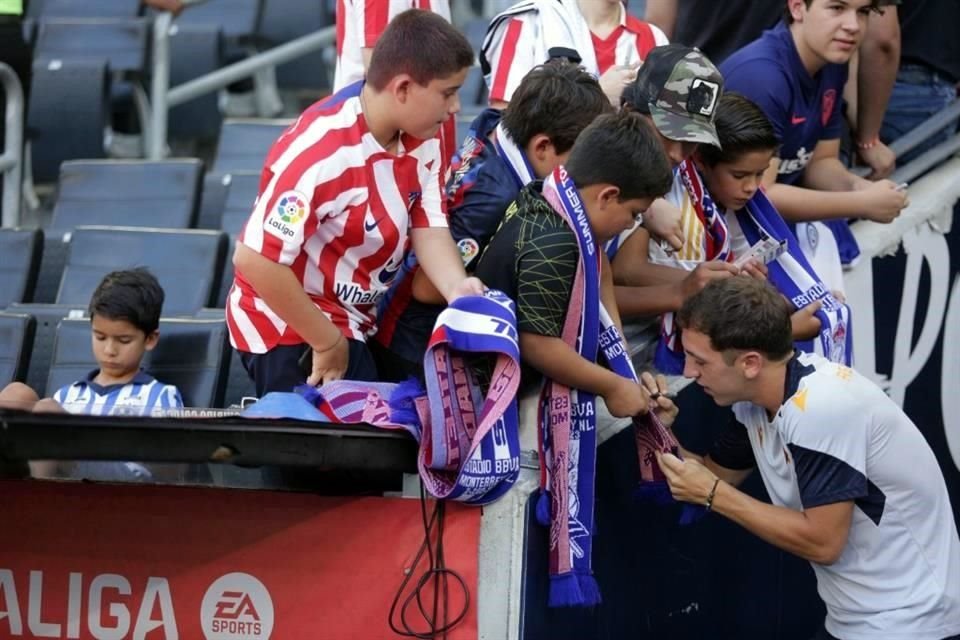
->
[[228, 10, 484, 396], [482, 0, 669, 108]]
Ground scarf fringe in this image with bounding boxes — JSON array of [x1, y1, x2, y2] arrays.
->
[[577, 573, 602, 606], [388, 377, 426, 427], [633, 480, 675, 506], [548, 573, 585, 608], [535, 489, 552, 527]]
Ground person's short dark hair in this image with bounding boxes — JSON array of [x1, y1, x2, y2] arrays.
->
[[366, 9, 474, 91], [698, 93, 780, 167], [88, 268, 165, 335], [784, 0, 883, 24], [565, 111, 673, 202], [677, 278, 794, 362], [501, 61, 612, 154]]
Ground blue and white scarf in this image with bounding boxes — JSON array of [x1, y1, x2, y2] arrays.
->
[[739, 190, 853, 365], [537, 165, 602, 607], [493, 121, 537, 190], [251, 291, 523, 506]]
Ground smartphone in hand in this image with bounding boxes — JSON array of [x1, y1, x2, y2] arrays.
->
[[734, 237, 788, 268]]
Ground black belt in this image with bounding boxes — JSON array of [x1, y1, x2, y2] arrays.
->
[[0, 14, 22, 25]]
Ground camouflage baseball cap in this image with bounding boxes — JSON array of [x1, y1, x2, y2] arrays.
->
[[622, 44, 724, 147]]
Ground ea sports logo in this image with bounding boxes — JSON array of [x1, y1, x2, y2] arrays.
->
[[201, 573, 274, 639]]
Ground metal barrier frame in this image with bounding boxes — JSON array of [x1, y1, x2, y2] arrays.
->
[[0, 62, 24, 228], [147, 9, 335, 159]]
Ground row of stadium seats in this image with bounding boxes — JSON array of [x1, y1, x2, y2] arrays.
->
[[0, 312, 231, 407], [25, 1, 332, 181]]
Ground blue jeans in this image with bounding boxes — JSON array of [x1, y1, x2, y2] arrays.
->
[[880, 64, 958, 165]]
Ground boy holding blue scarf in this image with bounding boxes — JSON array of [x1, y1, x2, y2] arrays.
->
[[474, 111, 677, 606]]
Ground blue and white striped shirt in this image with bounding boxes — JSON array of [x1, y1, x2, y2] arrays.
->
[[53, 370, 183, 416]]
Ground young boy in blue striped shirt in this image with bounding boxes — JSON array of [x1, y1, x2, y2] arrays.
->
[[0, 268, 183, 480], [0, 268, 183, 415]]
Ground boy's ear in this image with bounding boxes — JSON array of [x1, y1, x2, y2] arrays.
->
[[530, 133, 554, 157], [597, 185, 622, 208], [388, 74, 414, 103], [691, 149, 706, 173], [144, 330, 160, 352]]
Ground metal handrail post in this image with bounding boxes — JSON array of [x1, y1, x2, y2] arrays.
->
[[148, 10, 174, 160], [167, 26, 335, 107], [0, 63, 24, 228]]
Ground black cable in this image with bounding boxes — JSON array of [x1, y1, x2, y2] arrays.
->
[[388, 485, 471, 639]]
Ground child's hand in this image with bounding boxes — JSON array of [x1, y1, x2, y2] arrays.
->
[[306, 335, 350, 386], [737, 257, 768, 281], [643, 201, 684, 252], [447, 276, 486, 302], [790, 299, 823, 340], [602, 375, 651, 418], [640, 371, 678, 429]]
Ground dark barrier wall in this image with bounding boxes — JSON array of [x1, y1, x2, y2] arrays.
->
[[521, 203, 960, 639]]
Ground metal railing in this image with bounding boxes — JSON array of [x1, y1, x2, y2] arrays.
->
[[147, 11, 335, 159], [0, 62, 24, 228]]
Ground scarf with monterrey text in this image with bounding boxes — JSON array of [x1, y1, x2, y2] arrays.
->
[[655, 160, 733, 374], [294, 291, 523, 505], [738, 190, 853, 365], [536, 166, 603, 606]]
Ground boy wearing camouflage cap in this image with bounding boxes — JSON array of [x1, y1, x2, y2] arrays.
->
[[608, 44, 745, 322]]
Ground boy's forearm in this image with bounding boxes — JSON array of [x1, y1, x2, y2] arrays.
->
[[614, 283, 683, 317], [803, 157, 867, 193], [856, 8, 900, 142], [410, 227, 470, 302], [233, 243, 341, 350], [765, 182, 867, 222], [411, 268, 446, 305], [519, 332, 618, 396]]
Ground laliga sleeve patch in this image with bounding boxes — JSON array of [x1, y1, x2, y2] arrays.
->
[[263, 190, 309, 242], [457, 238, 480, 266]]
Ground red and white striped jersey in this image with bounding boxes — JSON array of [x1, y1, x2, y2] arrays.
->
[[226, 85, 448, 353], [334, 0, 452, 92], [484, 2, 668, 104]]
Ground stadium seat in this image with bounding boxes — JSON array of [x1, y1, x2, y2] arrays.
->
[[196, 173, 231, 231], [34, 17, 152, 152], [259, 0, 331, 91], [167, 25, 225, 141], [195, 307, 255, 407], [34, 18, 149, 76], [52, 159, 204, 230], [47, 317, 232, 408], [27, 58, 110, 184], [213, 119, 289, 173], [55, 226, 229, 316], [7, 303, 88, 396], [0, 313, 36, 388], [0, 228, 43, 308], [170, 0, 263, 42], [196, 171, 259, 233], [463, 17, 488, 53], [218, 172, 261, 236], [32, 0, 142, 19], [459, 65, 489, 118]]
